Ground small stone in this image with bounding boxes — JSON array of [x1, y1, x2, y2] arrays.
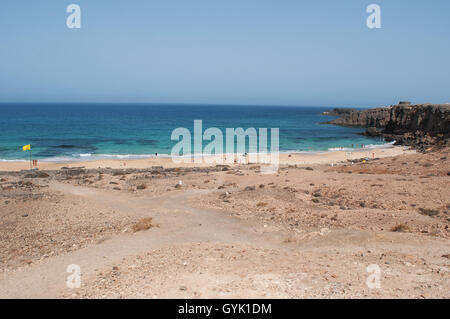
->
[[404, 262, 413, 267]]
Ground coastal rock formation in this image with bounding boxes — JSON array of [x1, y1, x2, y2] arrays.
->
[[321, 108, 355, 116], [323, 107, 391, 127], [322, 103, 450, 150]]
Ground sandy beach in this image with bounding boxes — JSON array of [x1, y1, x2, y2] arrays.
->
[[0, 146, 413, 171], [0, 145, 448, 298]]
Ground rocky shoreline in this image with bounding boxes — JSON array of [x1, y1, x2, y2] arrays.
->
[[322, 102, 450, 151]]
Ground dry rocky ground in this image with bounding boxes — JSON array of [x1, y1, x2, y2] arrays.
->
[[197, 149, 450, 239], [66, 239, 449, 299], [0, 149, 449, 298], [0, 176, 134, 272]]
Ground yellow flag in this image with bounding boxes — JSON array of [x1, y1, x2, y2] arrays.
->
[[22, 144, 31, 151]]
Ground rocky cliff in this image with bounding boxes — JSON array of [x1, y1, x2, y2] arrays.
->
[[322, 103, 450, 150], [321, 108, 355, 116]]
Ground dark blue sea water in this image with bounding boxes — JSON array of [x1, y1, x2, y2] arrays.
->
[[0, 103, 388, 162]]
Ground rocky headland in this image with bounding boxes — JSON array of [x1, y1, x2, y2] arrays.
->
[[322, 102, 450, 151], [320, 108, 355, 116]]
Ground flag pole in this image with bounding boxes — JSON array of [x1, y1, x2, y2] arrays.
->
[[29, 147, 32, 170]]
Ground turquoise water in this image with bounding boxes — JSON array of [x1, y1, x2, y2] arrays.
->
[[0, 103, 388, 162]]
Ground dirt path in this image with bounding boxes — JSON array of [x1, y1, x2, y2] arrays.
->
[[0, 183, 286, 298], [1, 181, 448, 298]]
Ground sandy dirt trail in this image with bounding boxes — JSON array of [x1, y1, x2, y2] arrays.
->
[[1, 177, 449, 298], [0, 182, 286, 298]]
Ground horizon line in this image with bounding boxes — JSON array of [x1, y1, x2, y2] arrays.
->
[[0, 101, 385, 109]]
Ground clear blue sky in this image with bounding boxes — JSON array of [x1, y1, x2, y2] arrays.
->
[[0, 0, 449, 107]]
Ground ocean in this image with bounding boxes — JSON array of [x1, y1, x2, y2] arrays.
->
[[0, 103, 389, 162]]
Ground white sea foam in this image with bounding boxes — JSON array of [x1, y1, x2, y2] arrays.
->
[[327, 147, 355, 152], [0, 141, 398, 163], [328, 141, 395, 152], [0, 159, 27, 162]]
